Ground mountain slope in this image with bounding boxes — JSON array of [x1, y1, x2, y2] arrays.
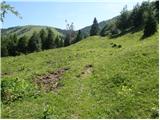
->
[[1, 30, 158, 118], [80, 16, 118, 36], [1, 16, 117, 38], [1, 25, 62, 38]]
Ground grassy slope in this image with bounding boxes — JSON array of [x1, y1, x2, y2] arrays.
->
[[1, 25, 62, 38], [1, 30, 158, 118]]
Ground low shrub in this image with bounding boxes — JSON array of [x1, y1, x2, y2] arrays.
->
[[112, 44, 117, 48], [110, 74, 127, 87], [117, 45, 122, 48], [1, 77, 38, 103]]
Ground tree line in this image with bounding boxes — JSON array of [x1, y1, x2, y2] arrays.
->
[[1, 0, 158, 57], [90, 0, 158, 38], [1, 28, 64, 57], [1, 25, 86, 57]]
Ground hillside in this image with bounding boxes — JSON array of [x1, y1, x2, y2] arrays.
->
[[1, 16, 117, 38], [1, 29, 158, 118], [1, 25, 62, 38], [80, 16, 118, 36]]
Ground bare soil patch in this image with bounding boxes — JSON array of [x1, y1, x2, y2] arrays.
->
[[35, 67, 70, 92]]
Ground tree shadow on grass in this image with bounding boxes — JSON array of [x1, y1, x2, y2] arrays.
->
[[111, 26, 144, 39]]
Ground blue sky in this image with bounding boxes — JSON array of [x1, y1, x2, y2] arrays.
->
[[2, 0, 146, 30]]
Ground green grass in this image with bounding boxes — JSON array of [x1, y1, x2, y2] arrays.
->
[[1, 30, 159, 119]]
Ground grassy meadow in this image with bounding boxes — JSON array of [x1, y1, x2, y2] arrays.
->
[[1, 30, 159, 118]]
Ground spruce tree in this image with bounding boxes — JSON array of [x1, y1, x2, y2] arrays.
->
[[17, 35, 28, 53], [59, 39, 63, 47], [58, 36, 64, 47], [140, 1, 151, 23], [130, 3, 144, 27], [64, 34, 70, 47], [75, 30, 83, 42], [45, 28, 55, 49], [28, 32, 42, 52], [39, 29, 47, 50], [55, 36, 60, 48], [143, 14, 157, 37], [1, 36, 9, 57], [100, 25, 108, 36], [153, 0, 159, 22], [1, 44, 8, 57], [8, 34, 18, 56], [90, 17, 99, 36], [116, 5, 130, 31], [109, 22, 120, 35]]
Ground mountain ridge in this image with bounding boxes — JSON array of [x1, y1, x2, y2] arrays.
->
[[1, 16, 118, 37]]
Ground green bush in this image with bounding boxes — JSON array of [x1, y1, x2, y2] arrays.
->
[[110, 74, 128, 87], [1, 77, 37, 103]]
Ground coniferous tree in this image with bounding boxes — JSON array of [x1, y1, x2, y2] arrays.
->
[[64, 34, 70, 47], [55, 36, 60, 48], [1, 45, 8, 57], [140, 1, 150, 12], [8, 34, 18, 56], [45, 28, 55, 49], [28, 32, 41, 52], [140, 1, 151, 23], [109, 22, 120, 35], [58, 36, 64, 47], [59, 39, 63, 47], [116, 5, 131, 31], [130, 3, 144, 27], [39, 29, 47, 50], [100, 23, 114, 36], [1, 36, 9, 57], [17, 35, 28, 53], [153, 0, 159, 22], [75, 30, 83, 42], [143, 14, 157, 37], [90, 17, 99, 36], [100, 25, 108, 36]]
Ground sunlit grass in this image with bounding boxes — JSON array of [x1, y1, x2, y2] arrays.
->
[[1, 31, 158, 118]]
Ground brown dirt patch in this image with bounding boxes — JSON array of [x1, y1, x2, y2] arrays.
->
[[35, 67, 70, 92]]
